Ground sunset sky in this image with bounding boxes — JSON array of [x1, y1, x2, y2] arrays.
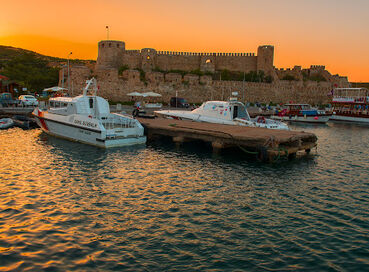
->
[[1, 0, 368, 81]]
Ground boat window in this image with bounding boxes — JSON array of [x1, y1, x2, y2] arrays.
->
[[62, 103, 68, 107], [50, 101, 54, 107], [236, 105, 248, 118], [89, 98, 93, 109], [55, 101, 60, 107], [233, 106, 238, 119]]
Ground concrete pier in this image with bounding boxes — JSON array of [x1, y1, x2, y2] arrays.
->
[[137, 118, 317, 162]]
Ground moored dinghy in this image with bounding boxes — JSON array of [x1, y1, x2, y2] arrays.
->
[[32, 78, 146, 147], [0, 118, 14, 129]]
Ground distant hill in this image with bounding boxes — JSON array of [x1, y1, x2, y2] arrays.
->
[[0, 45, 94, 67], [0, 45, 94, 92]]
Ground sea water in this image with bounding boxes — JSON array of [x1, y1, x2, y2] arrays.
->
[[0, 123, 368, 271]]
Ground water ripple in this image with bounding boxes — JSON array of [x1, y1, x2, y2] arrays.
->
[[0, 124, 369, 270]]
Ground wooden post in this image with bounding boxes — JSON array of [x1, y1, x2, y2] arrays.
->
[[212, 141, 225, 154], [173, 136, 186, 148]]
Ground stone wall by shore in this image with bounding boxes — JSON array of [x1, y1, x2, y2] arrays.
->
[[63, 67, 347, 105]]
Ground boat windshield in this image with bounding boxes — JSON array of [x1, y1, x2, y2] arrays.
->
[[234, 103, 249, 119]]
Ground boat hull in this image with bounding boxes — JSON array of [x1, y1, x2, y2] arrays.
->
[[272, 115, 330, 124], [155, 110, 289, 130], [34, 115, 146, 148], [0, 106, 34, 115], [329, 114, 369, 124]]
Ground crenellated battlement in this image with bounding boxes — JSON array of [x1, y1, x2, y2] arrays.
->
[[310, 65, 326, 70], [155, 51, 256, 57]]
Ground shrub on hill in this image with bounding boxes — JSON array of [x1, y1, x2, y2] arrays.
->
[[1, 53, 59, 92]]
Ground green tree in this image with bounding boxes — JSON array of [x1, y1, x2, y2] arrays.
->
[[2, 53, 59, 91]]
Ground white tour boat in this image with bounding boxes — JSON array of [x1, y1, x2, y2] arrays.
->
[[272, 104, 331, 124], [330, 88, 369, 124], [155, 100, 289, 130], [32, 78, 146, 147]]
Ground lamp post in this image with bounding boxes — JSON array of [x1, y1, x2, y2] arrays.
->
[[67, 52, 72, 93]]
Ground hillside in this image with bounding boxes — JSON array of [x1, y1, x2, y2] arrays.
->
[[0, 45, 94, 92]]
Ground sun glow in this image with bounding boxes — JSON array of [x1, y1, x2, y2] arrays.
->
[[1, 0, 368, 81]]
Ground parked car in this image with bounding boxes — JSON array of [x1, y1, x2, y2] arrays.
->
[[18, 95, 38, 106], [0, 93, 18, 106], [170, 97, 189, 108]]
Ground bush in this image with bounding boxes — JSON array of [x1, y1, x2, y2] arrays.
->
[[118, 65, 129, 75], [136, 68, 146, 82], [282, 75, 296, 81]]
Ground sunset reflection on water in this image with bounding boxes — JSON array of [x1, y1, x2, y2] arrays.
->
[[0, 125, 368, 270]]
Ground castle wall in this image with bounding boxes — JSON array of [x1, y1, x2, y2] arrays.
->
[[74, 40, 350, 105], [215, 55, 257, 72], [96, 40, 274, 74], [67, 63, 350, 105], [122, 50, 141, 69], [155, 53, 200, 71]]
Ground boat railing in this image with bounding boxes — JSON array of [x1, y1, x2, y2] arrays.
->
[[102, 115, 137, 130]]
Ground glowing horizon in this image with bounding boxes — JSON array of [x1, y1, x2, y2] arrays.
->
[[1, 0, 369, 82]]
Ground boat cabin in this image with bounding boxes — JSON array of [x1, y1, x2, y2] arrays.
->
[[332, 88, 369, 104], [332, 88, 369, 116], [282, 104, 320, 116], [48, 95, 110, 119], [194, 101, 251, 121]]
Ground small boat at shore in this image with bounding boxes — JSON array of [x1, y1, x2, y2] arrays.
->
[[155, 100, 289, 130], [0, 118, 14, 129], [272, 104, 331, 124], [330, 88, 369, 124], [32, 78, 146, 147]]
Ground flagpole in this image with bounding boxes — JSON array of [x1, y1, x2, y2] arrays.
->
[[106, 26, 109, 40]]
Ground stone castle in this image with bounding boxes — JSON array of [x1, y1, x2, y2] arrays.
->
[[61, 40, 350, 104], [96, 40, 275, 76]]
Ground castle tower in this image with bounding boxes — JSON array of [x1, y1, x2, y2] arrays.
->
[[257, 45, 274, 74], [96, 40, 125, 69], [141, 48, 157, 72]]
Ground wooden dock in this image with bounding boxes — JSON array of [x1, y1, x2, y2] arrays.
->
[[137, 118, 317, 162]]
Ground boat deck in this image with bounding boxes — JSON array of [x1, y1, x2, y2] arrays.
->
[[137, 118, 317, 162]]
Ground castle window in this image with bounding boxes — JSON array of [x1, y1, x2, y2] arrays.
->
[[101, 43, 104, 48], [117, 44, 119, 48], [205, 59, 212, 64], [147, 56, 151, 60], [109, 43, 111, 47]]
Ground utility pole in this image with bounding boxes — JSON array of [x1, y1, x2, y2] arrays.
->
[[67, 52, 72, 93], [61, 65, 65, 89]]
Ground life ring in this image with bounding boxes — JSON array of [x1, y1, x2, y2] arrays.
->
[[257, 116, 266, 124]]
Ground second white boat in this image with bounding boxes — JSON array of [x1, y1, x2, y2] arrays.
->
[[155, 100, 289, 130]]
